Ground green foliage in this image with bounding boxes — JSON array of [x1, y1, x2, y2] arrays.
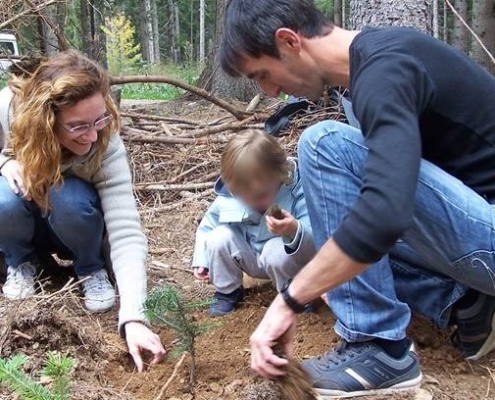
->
[[120, 63, 200, 101], [144, 285, 212, 355], [0, 352, 75, 400], [102, 13, 142, 74]]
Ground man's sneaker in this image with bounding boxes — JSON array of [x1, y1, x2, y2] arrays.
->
[[301, 340, 422, 398], [79, 269, 115, 313], [209, 286, 244, 317], [452, 293, 495, 360], [2, 262, 38, 299]]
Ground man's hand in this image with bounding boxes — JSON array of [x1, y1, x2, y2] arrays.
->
[[250, 294, 296, 379], [193, 267, 210, 281], [266, 209, 298, 240], [125, 322, 166, 372], [1, 160, 30, 199]]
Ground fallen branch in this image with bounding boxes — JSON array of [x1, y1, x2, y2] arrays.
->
[[0, 0, 60, 30], [176, 114, 262, 138], [111, 75, 250, 120], [135, 182, 214, 191], [153, 351, 187, 400], [121, 127, 229, 144], [151, 260, 194, 275], [121, 112, 204, 125]]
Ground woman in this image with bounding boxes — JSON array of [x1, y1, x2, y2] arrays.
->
[[0, 51, 165, 371]]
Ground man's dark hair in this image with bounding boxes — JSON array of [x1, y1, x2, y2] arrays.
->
[[220, 0, 334, 77]]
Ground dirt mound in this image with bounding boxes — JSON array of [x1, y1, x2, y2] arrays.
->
[[0, 288, 128, 399]]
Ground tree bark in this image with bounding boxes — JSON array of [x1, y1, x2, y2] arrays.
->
[[151, 0, 161, 63], [452, 0, 469, 53], [350, 0, 432, 34], [197, 0, 259, 102], [470, 0, 495, 74], [199, 0, 206, 63], [334, 0, 343, 27], [432, 0, 439, 38], [140, 0, 155, 62]]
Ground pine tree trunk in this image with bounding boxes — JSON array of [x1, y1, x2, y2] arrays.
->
[[199, 0, 206, 63], [470, 0, 495, 74], [152, 0, 161, 63], [334, 0, 343, 27], [350, 0, 432, 34], [197, 0, 259, 101], [452, 0, 469, 52], [140, 0, 155, 62], [432, 0, 439, 38]]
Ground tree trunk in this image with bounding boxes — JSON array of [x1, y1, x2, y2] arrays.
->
[[140, 0, 155, 62], [452, 0, 469, 53], [334, 0, 343, 27], [432, 0, 439, 38], [199, 0, 206, 63], [350, 0, 432, 34], [470, 0, 495, 74], [197, 0, 259, 101], [151, 0, 161, 63]]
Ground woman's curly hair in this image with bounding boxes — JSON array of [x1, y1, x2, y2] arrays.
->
[[8, 50, 119, 212]]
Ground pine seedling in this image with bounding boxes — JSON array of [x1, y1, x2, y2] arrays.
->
[[144, 285, 213, 390], [41, 352, 75, 400], [0, 352, 75, 400]]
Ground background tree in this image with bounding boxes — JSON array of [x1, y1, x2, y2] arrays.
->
[[452, 0, 469, 52], [350, 0, 432, 33], [470, 0, 495, 74], [198, 0, 259, 101]]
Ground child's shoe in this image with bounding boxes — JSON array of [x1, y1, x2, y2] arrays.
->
[[209, 286, 244, 317]]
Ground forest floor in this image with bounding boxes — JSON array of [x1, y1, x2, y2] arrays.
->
[[0, 100, 495, 399]]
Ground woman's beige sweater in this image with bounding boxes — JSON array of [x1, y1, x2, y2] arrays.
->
[[0, 87, 148, 334]]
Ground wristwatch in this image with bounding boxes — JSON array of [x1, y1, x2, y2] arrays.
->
[[280, 279, 306, 314]]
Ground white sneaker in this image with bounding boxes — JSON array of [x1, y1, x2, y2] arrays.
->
[[2, 262, 38, 299], [79, 269, 115, 313]]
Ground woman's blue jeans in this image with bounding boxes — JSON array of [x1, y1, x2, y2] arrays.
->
[[0, 176, 105, 276], [299, 120, 495, 342]]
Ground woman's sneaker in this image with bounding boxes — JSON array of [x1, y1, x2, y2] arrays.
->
[[2, 261, 38, 299], [301, 340, 422, 398], [79, 269, 115, 313]]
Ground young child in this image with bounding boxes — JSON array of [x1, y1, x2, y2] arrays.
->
[[192, 130, 316, 316]]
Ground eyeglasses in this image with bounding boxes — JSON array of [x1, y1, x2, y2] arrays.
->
[[58, 114, 113, 135]]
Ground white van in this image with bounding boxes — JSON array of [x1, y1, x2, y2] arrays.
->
[[0, 33, 19, 73]]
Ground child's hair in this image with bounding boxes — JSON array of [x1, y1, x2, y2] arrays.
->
[[221, 129, 290, 192]]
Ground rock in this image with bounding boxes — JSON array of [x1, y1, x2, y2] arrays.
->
[[415, 388, 433, 400], [424, 374, 440, 385], [225, 379, 244, 394], [209, 382, 223, 393]]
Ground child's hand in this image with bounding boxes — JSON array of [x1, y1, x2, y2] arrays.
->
[[266, 209, 298, 240], [193, 267, 210, 282]]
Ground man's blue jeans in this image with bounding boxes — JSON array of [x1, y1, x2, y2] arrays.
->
[[0, 176, 105, 276], [298, 120, 495, 342]]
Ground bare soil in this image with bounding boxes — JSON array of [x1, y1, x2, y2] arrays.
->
[[0, 101, 494, 399]]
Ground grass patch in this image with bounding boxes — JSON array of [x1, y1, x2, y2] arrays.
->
[[117, 62, 200, 101]]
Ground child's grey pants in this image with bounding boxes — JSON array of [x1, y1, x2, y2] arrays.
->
[[205, 225, 312, 294]]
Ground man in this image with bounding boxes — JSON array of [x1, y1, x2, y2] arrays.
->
[[220, 0, 495, 398]]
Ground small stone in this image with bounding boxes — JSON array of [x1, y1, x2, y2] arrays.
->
[[209, 382, 223, 393], [414, 388, 433, 400], [225, 379, 244, 394], [424, 374, 440, 385]]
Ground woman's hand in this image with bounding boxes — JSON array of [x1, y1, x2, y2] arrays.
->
[[125, 322, 166, 372], [1, 160, 30, 199], [266, 209, 298, 240], [193, 267, 210, 281]]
